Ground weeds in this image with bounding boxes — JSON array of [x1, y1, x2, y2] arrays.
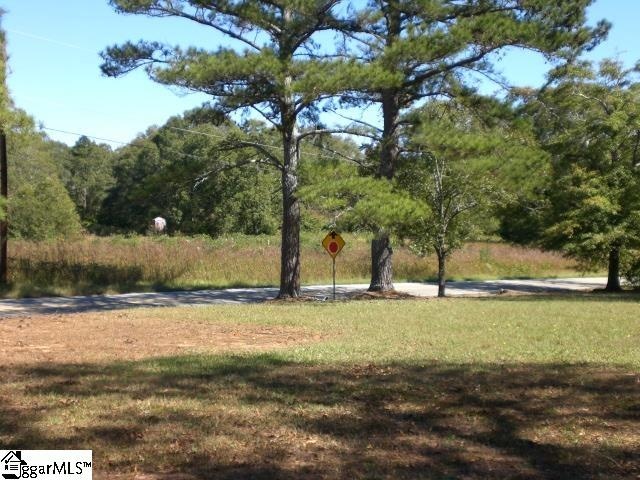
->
[[4, 234, 584, 297]]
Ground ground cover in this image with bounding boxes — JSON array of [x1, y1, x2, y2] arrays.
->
[[3, 234, 581, 298], [0, 295, 638, 479]]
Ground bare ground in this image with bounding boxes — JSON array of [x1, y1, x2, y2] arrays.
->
[[0, 311, 316, 365]]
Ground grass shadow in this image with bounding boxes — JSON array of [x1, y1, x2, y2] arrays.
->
[[1, 355, 638, 479], [475, 291, 640, 303]]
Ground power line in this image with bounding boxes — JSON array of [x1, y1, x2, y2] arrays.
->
[[6, 29, 95, 53], [168, 126, 283, 152], [41, 119, 361, 164], [41, 126, 128, 145], [40, 126, 207, 161]]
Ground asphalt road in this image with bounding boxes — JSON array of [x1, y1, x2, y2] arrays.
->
[[0, 277, 607, 318]]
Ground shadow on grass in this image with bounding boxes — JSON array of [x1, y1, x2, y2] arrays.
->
[[9, 260, 147, 296], [475, 291, 640, 303], [3, 259, 279, 299], [1, 355, 638, 479]]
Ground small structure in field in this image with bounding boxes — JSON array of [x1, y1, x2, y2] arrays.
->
[[152, 216, 167, 234]]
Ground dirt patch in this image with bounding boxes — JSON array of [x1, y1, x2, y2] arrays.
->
[[266, 290, 421, 303], [0, 311, 317, 365], [266, 295, 324, 303], [346, 289, 420, 300]]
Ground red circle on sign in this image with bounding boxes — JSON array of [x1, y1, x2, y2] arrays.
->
[[329, 241, 339, 253]]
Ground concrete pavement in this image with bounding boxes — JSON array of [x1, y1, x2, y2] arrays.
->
[[0, 277, 607, 318]]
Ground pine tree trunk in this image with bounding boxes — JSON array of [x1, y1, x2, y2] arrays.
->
[[279, 168, 300, 298], [369, 231, 393, 291], [605, 246, 622, 292], [278, 131, 301, 298], [437, 250, 446, 298], [277, 55, 301, 299], [369, 88, 400, 293]]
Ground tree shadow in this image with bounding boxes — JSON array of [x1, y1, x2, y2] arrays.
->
[[11, 259, 147, 295], [475, 291, 640, 303], [3, 259, 279, 300], [1, 356, 638, 479]]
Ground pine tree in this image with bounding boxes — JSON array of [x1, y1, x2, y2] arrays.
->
[[101, 0, 354, 297], [342, 0, 609, 291]]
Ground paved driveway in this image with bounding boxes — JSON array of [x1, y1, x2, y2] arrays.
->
[[0, 277, 607, 318]]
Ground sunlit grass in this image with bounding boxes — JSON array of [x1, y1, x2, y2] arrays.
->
[[145, 294, 640, 367]]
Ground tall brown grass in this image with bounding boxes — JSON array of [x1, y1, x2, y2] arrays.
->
[[4, 233, 581, 297]]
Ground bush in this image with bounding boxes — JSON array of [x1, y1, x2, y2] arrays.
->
[[9, 179, 82, 240], [622, 249, 640, 288]]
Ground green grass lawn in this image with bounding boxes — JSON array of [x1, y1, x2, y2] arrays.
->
[[1, 295, 638, 479]]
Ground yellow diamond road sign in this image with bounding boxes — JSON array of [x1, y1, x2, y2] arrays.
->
[[322, 230, 345, 258]]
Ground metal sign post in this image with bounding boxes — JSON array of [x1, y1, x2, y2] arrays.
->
[[332, 256, 336, 300], [322, 230, 345, 301]]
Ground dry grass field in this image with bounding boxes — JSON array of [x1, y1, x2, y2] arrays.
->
[[4, 233, 583, 297]]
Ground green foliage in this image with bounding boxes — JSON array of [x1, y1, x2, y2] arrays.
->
[[0, 18, 81, 240], [62, 136, 115, 229], [336, 0, 609, 180], [101, 1, 357, 134], [350, 0, 609, 98], [621, 249, 640, 288], [301, 165, 424, 236], [0, 12, 13, 131], [6, 116, 82, 240], [99, 112, 280, 236], [526, 59, 640, 278], [9, 179, 81, 241], [397, 102, 504, 269]]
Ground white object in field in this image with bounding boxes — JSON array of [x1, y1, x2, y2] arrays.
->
[[153, 216, 167, 233]]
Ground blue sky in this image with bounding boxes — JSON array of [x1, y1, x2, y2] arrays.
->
[[1, 0, 637, 148]]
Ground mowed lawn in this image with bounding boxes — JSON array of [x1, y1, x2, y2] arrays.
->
[[1, 295, 639, 479]]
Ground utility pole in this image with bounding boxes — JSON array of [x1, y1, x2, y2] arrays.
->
[[0, 130, 7, 284]]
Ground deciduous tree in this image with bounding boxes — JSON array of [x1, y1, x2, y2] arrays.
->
[[398, 102, 511, 296], [63, 136, 115, 229], [525, 59, 640, 291]]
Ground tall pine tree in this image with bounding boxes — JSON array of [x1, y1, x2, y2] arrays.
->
[[341, 0, 609, 291], [101, 0, 354, 298]]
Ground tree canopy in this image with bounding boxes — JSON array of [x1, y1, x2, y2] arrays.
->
[[522, 59, 640, 290], [334, 0, 610, 291]]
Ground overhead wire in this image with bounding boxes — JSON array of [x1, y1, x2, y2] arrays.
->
[[40, 126, 129, 146], [40, 126, 211, 162], [6, 28, 95, 53], [39, 121, 362, 166], [8, 27, 368, 164], [9, 29, 368, 170]]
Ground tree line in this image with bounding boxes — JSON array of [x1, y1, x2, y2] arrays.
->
[[2, 1, 640, 296]]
